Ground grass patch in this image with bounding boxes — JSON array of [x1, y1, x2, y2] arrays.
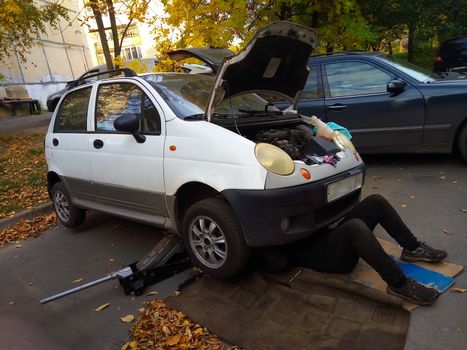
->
[[0, 133, 49, 219]]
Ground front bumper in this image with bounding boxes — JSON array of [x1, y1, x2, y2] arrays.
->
[[222, 163, 366, 247]]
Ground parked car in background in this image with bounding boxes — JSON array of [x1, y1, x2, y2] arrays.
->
[[46, 58, 158, 112], [45, 22, 365, 278], [274, 52, 467, 161], [433, 36, 467, 74]]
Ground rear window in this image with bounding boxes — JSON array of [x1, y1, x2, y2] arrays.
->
[[440, 39, 467, 53], [54, 87, 91, 132]]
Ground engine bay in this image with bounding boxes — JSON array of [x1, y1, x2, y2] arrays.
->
[[253, 124, 341, 162]]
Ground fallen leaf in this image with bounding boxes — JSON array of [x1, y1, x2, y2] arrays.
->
[[9, 301, 15, 305], [396, 179, 403, 183], [400, 204, 407, 208], [461, 209, 467, 213], [15, 244, 22, 248], [72, 278, 83, 284], [120, 314, 135, 323], [440, 176, 447, 180], [410, 196, 415, 199], [137, 307, 145, 313], [95, 303, 111, 312], [146, 291, 158, 296], [166, 334, 181, 346], [442, 229, 455, 235], [450, 288, 467, 293], [452, 180, 459, 184], [109, 258, 115, 262], [175, 291, 180, 296], [29, 282, 33, 286]]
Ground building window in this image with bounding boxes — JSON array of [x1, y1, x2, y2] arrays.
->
[[124, 46, 143, 60]]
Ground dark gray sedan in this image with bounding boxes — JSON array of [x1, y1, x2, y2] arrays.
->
[[283, 52, 467, 161]]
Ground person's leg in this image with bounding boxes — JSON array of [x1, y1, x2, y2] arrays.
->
[[287, 219, 439, 305], [342, 194, 447, 262], [341, 194, 419, 250]]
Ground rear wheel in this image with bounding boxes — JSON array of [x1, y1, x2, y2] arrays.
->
[[182, 197, 250, 278], [458, 124, 467, 162], [51, 182, 86, 227]]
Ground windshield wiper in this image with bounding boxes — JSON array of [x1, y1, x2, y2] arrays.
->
[[184, 113, 205, 120], [238, 108, 283, 116]]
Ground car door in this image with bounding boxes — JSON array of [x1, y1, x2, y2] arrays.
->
[[89, 80, 167, 219], [321, 60, 425, 150], [50, 86, 94, 203]]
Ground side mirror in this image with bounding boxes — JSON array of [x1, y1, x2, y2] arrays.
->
[[114, 114, 146, 143], [387, 79, 407, 95]]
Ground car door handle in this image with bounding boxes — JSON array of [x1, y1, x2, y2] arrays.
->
[[327, 104, 348, 111], [52, 138, 59, 146], [93, 139, 104, 149]]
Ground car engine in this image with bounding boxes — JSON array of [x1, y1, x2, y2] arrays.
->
[[254, 125, 340, 160]]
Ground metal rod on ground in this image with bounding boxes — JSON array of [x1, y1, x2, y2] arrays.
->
[[40, 267, 133, 304]]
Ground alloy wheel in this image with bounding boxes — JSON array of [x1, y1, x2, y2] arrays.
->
[[54, 191, 70, 223], [188, 216, 227, 269]]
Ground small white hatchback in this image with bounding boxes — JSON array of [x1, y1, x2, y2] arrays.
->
[[45, 22, 365, 278]]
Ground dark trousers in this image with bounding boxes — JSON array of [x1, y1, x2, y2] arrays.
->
[[282, 194, 419, 287]]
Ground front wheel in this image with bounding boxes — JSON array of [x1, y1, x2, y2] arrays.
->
[[458, 124, 467, 162], [182, 197, 250, 279], [51, 182, 86, 227]]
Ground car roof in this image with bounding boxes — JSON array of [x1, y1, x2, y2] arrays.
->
[[308, 51, 385, 63]]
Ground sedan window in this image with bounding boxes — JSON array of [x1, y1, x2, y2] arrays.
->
[[325, 61, 391, 97], [301, 65, 319, 99]]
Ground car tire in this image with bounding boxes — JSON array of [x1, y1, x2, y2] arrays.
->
[[51, 182, 86, 227], [182, 197, 250, 279], [458, 124, 467, 162]]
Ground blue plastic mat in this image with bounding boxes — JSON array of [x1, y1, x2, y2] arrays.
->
[[392, 256, 454, 293]]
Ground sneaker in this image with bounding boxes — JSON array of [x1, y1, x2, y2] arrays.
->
[[401, 242, 447, 263], [387, 278, 440, 305]]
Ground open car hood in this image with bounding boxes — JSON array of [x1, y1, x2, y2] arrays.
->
[[167, 47, 235, 74], [206, 21, 317, 121]]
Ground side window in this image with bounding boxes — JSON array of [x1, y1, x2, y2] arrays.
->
[[301, 65, 319, 99], [54, 87, 91, 132], [95, 83, 161, 134], [325, 62, 391, 97]]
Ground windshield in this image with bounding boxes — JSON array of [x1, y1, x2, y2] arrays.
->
[[374, 54, 439, 83], [143, 73, 283, 119]]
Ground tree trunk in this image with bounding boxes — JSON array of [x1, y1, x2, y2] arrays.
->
[[407, 24, 415, 63], [106, 0, 121, 65], [90, 3, 113, 70]]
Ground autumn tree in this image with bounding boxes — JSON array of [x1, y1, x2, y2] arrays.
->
[[152, 0, 375, 58], [0, 0, 68, 62], [84, 0, 150, 70]]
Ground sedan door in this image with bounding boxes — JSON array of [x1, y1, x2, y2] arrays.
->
[[321, 60, 425, 151], [89, 80, 167, 221]]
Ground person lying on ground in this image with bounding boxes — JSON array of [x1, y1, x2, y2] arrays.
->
[[257, 194, 447, 306]]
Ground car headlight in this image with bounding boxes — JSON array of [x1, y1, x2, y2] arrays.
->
[[254, 143, 295, 175], [333, 131, 356, 153]]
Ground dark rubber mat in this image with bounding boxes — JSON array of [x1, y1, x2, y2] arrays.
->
[[167, 267, 410, 350]]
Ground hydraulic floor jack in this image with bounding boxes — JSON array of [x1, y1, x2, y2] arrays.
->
[[40, 234, 193, 304]]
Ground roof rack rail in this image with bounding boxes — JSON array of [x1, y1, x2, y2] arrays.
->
[[70, 68, 137, 88], [310, 50, 372, 58]]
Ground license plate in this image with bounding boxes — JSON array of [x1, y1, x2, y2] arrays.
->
[[327, 173, 363, 202]]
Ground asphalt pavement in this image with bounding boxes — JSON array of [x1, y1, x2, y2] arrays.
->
[[0, 152, 466, 349], [0, 113, 52, 134]]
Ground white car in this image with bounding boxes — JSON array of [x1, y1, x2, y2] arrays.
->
[[45, 22, 365, 278]]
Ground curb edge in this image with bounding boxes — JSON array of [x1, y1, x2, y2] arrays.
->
[[0, 202, 53, 231]]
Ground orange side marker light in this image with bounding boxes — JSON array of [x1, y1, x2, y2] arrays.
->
[[300, 168, 311, 180], [169, 145, 176, 151]]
